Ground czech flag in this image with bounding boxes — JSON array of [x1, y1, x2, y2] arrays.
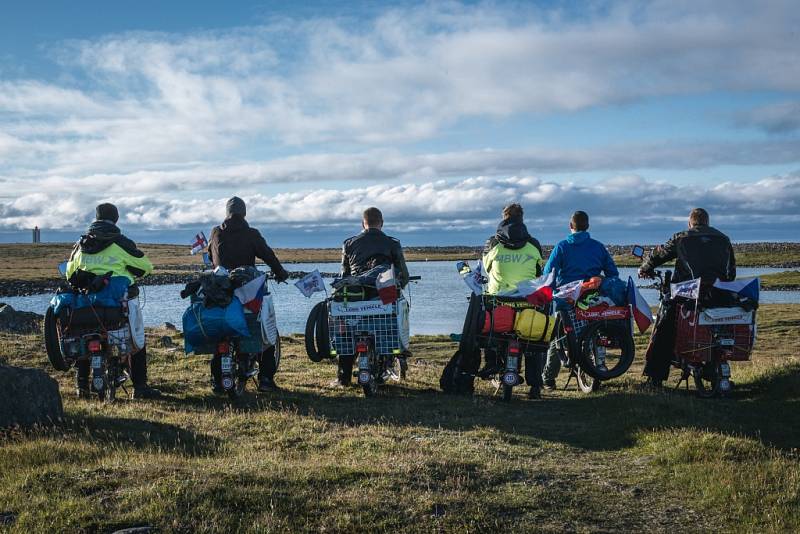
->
[[234, 273, 267, 313], [376, 266, 398, 304], [627, 277, 653, 333], [713, 277, 760, 302], [515, 270, 554, 306]]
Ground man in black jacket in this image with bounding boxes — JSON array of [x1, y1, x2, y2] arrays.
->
[[208, 197, 289, 391], [639, 208, 737, 387], [336, 207, 410, 385]]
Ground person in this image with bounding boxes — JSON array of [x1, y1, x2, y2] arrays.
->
[[638, 208, 736, 387], [336, 207, 410, 386], [540, 210, 619, 389], [480, 203, 546, 399], [207, 196, 289, 392], [66, 203, 161, 399]]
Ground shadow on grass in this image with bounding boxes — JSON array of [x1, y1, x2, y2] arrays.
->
[[59, 413, 223, 456], [169, 363, 800, 453]]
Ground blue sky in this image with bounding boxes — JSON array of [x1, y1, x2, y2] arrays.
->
[[1, 0, 799, 246]]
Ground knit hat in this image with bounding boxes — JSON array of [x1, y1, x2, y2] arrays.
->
[[226, 196, 246, 218], [95, 203, 119, 223]]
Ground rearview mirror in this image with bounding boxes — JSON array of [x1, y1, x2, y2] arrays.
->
[[631, 245, 645, 259]]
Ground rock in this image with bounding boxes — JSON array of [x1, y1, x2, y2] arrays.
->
[[0, 512, 16, 526], [0, 365, 63, 428], [164, 322, 177, 331], [0, 303, 43, 334], [158, 336, 175, 348]]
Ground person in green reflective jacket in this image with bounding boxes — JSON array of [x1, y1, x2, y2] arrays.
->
[[479, 203, 546, 399], [66, 203, 160, 399]]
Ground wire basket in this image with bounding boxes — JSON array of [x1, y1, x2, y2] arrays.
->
[[328, 299, 401, 356]]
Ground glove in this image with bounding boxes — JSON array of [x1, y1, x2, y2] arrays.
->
[[275, 268, 290, 284], [638, 267, 654, 279]]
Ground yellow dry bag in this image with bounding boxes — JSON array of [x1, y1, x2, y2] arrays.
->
[[514, 308, 555, 342]]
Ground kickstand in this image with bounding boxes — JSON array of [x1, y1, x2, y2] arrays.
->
[[563, 369, 575, 390], [674, 371, 690, 391]]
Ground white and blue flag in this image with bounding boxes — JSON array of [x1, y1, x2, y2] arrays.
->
[[671, 277, 701, 300], [713, 277, 760, 302]]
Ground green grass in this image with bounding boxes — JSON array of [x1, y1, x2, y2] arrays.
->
[[760, 270, 800, 289], [1, 306, 799, 532]]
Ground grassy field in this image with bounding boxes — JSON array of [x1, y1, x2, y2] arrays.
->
[[1, 305, 799, 532], [2, 243, 799, 285]]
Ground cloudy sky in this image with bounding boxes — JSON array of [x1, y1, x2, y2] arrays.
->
[[1, 0, 799, 246]]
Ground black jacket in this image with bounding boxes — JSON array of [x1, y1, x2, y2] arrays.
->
[[70, 220, 148, 277], [483, 218, 544, 276], [208, 216, 288, 281], [641, 225, 736, 284], [341, 228, 409, 287]]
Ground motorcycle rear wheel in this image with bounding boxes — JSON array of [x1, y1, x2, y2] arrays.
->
[[693, 362, 721, 398], [576, 368, 601, 393]]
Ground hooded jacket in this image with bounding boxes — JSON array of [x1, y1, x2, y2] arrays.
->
[[543, 231, 618, 287], [66, 220, 153, 284], [482, 218, 543, 294], [208, 216, 288, 281], [641, 224, 735, 284], [341, 228, 409, 287]]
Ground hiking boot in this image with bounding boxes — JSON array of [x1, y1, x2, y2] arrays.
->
[[527, 386, 542, 400], [542, 380, 556, 391], [133, 385, 162, 399], [258, 377, 280, 392]]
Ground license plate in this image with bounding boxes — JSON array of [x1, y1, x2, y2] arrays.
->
[[221, 357, 232, 372], [719, 338, 735, 346], [91, 356, 102, 368]]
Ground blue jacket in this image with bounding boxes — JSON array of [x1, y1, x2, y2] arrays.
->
[[543, 231, 619, 287]]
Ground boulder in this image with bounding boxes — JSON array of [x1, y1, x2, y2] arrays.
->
[[0, 303, 43, 334], [0, 365, 63, 427]]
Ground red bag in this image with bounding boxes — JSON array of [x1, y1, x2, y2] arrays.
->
[[482, 305, 515, 334]]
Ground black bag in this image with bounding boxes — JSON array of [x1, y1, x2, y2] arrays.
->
[[440, 349, 478, 394]]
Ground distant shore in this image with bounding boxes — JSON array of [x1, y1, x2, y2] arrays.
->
[[0, 242, 798, 297]]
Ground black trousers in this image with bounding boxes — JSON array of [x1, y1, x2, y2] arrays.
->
[[338, 354, 355, 384], [643, 301, 677, 382], [77, 346, 149, 388], [484, 348, 544, 388]]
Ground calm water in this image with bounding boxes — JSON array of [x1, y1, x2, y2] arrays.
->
[[3, 262, 797, 335]]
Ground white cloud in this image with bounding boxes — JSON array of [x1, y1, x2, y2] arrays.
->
[[0, 0, 799, 179], [2, 172, 798, 232]]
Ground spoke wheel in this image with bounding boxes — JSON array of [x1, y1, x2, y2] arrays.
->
[[576, 368, 601, 393]]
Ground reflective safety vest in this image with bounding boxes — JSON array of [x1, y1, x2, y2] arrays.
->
[[66, 243, 153, 284], [483, 243, 542, 295]]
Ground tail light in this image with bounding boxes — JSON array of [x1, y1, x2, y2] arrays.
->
[[508, 341, 520, 354], [356, 341, 369, 353], [564, 325, 573, 333], [216, 341, 230, 354], [87, 339, 102, 353]]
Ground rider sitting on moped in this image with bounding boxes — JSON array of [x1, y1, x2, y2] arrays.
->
[[479, 203, 546, 399], [638, 208, 736, 388], [336, 207, 410, 386], [540, 210, 620, 390], [207, 196, 289, 392], [66, 203, 161, 399]]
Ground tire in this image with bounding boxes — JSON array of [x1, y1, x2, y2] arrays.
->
[[555, 312, 579, 368], [227, 377, 246, 400], [273, 334, 282, 371], [578, 321, 635, 380], [502, 384, 513, 402], [576, 368, 601, 393], [693, 362, 720, 398], [44, 306, 70, 371], [459, 294, 483, 357], [362, 378, 377, 398], [304, 301, 330, 362]]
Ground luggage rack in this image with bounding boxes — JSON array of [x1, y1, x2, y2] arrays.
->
[[328, 299, 402, 357]]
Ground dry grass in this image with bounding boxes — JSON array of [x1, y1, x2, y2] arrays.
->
[[0, 305, 798, 532]]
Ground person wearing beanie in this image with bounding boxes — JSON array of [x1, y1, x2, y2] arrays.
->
[[207, 196, 289, 392], [64, 203, 161, 399]]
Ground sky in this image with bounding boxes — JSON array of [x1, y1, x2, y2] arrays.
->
[[0, 0, 799, 247]]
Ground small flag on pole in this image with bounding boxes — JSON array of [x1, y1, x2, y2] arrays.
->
[[670, 277, 701, 299], [457, 260, 484, 296], [294, 269, 326, 298], [190, 232, 208, 255], [376, 266, 398, 304], [713, 277, 760, 302], [627, 277, 653, 333]]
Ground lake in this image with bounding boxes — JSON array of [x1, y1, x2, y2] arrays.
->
[[3, 262, 797, 335]]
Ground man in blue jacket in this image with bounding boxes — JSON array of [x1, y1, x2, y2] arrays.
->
[[541, 210, 619, 388]]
